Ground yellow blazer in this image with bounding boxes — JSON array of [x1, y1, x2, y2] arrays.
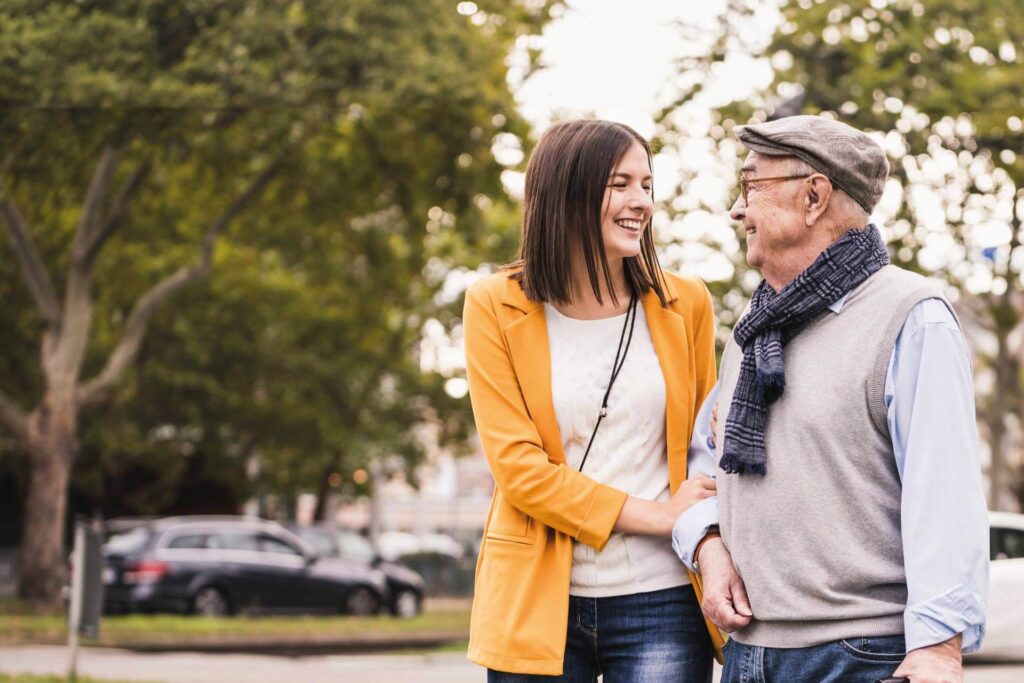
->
[[463, 269, 720, 675]]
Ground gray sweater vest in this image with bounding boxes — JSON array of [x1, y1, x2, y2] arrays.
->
[[716, 265, 949, 648]]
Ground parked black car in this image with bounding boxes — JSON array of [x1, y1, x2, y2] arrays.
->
[[101, 516, 388, 616], [292, 525, 424, 618]]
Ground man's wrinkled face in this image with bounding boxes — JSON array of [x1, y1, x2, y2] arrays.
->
[[729, 152, 811, 272]]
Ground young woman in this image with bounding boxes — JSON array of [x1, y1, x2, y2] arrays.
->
[[463, 119, 719, 681]]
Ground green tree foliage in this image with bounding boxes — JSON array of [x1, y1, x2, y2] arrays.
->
[[657, 0, 1024, 508], [0, 0, 556, 602]]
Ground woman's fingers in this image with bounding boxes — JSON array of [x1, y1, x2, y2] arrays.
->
[[690, 475, 717, 491], [666, 477, 718, 515]]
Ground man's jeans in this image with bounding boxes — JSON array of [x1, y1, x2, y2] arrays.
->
[[488, 585, 713, 682], [721, 634, 906, 683]]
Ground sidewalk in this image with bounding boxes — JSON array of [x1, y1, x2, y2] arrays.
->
[[3, 646, 1021, 683], [0, 646, 484, 683]]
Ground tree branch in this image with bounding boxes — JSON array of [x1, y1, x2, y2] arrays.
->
[[197, 158, 283, 266], [82, 159, 151, 266], [70, 145, 120, 269], [1, 198, 62, 328], [0, 387, 29, 444], [77, 159, 283, 408]]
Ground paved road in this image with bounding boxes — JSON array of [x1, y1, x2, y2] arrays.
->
[[1, 646, 1022, 682]]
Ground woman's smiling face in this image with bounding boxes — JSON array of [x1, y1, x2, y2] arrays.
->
[[599, 141, 654, 261]]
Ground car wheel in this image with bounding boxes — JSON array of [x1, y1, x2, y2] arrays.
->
[[192, 586, 230, 617], [345, 587, 380, 616], [391, 589, 421, 619]]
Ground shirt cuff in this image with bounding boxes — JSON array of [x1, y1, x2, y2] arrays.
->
[[904, 583, 987, 653], [671, 496, 719, 572]]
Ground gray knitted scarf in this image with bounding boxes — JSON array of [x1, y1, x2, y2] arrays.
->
[[720, 224, 890, 475]]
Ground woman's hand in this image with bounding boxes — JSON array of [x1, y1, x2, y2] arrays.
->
[[613, 476, 716, 536], [665, 475, 717, 518]]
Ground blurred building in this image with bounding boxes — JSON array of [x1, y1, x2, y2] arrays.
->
[[332, 437, 493, 544]]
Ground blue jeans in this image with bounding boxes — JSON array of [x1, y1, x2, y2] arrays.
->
[[488, 585, 713, 682], [721, 634, 906, 683]]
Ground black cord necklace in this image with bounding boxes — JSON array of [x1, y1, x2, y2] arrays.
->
[[577, 293, 639, 473]]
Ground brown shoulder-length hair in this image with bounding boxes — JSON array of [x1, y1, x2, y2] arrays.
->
[[508, 119, 669, 307]]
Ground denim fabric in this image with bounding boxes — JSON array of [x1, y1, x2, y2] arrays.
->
[[488, 585, 713, 682], [721, 634, 907, 683]]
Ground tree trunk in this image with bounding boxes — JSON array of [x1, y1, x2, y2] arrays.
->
[[18, 394, 77, 605], [312, 466, 334, 522], [987, 304, 1018, 510], [987, 402, 1007, 510]]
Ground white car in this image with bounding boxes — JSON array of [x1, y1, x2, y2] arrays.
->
[[376, 531, 465, 562], [972, 511, 1024, 660]]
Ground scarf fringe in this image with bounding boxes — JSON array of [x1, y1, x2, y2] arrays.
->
[[755, 368, 786, 403], [719, 453, 768, 475]]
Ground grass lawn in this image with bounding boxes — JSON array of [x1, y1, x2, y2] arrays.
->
[[0, 599, 470, 648]]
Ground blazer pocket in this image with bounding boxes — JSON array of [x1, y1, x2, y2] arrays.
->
[[484, 531, 535, 547], [485, 494, 534, 545]]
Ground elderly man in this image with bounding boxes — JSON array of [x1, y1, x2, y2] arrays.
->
[[674, 115, 989, 683]]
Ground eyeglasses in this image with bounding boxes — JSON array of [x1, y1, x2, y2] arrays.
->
[[737, 174, 812, 203]]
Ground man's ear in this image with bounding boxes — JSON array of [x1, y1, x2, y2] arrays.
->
[[804, 175, 832, 225]]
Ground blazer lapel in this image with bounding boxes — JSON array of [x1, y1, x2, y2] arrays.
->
[[501, 278, 566, 465], [642, 284, 691, 490]]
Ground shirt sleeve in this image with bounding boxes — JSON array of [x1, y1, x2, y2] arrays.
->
[[672, 383, 721, 571], [887, 298, 990, 653]]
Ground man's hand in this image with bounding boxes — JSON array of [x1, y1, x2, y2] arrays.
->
[[709, 402, 718, 448], [695, 535, 752, 632], [892, 635, 962, 683]]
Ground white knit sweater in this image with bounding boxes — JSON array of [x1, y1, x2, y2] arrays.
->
[[545, 303, 690, 598]]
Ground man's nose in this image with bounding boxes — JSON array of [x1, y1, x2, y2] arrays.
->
[[729, 195, 746, 222]]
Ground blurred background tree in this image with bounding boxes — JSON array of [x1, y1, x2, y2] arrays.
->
[[0, 0, 556, 604], [656, 0, 1024, 510]]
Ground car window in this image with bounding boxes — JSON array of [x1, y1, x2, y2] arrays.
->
[[995, 527, 1024, 560], [259, 534, 303, 556], [105, 527, 152, 555], [298, 529, 336, 557], [209, 532, 260, 552], [166, 533, 209, 549], [337, 532, 376, 563]]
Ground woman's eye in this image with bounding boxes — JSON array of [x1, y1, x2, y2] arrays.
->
[[642, 186, 653, 193]]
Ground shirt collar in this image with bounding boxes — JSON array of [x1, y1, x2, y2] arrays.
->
[[828, 292, 850, 314]]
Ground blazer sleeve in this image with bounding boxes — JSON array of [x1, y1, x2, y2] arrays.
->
[[691, 283, 718, 416], [463, 282, 628, 551]]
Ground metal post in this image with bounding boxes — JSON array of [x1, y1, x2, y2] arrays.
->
[[368, 458, 383, 545], [67, 522, 85, 680]]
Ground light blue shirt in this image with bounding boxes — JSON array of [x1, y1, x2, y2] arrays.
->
[[672, 296, 990, 653]]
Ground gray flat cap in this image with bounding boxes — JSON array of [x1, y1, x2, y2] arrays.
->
[[735, 115, 889, 213]]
